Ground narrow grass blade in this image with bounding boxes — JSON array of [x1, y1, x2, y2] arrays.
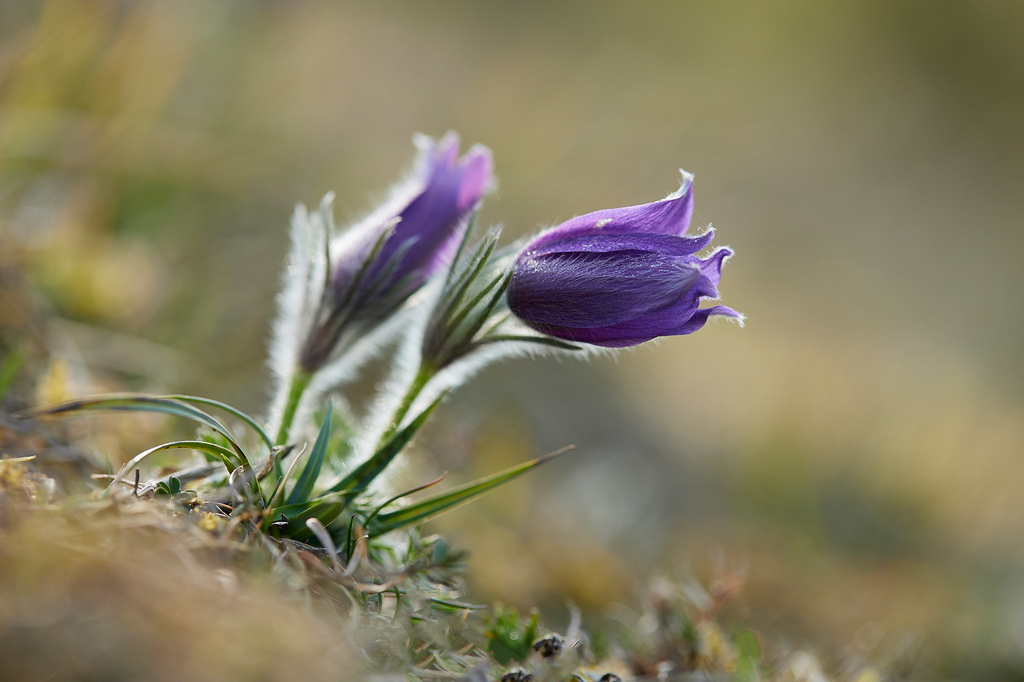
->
[[286, 401, 332, 505], [1, 455, 35, 464], [164, 394, 273, 451], [327, 393, 445, 498], [105, 440, 238, 492], [20, 393, 260, 498], [266, 443, 305, 512], [363, 471, 448, 529], [369, 445, 574, 535], [429, 597, 487, 612], [16, 393, 248, 462]]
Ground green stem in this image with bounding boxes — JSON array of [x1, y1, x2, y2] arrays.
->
[[275, 369, 312, 446], [377, 361, 436, 450]]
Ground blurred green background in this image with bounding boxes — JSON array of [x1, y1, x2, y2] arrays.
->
[[2, 1, 1024, 678]]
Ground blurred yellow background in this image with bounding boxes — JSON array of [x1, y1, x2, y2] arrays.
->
[[2, 1, 1024, 678]]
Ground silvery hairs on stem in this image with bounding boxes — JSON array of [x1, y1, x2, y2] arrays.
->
[[267, 134, 493, 443]]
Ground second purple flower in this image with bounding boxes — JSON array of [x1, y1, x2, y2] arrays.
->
[[300, 133, 493, 370], [507, 173, 741, 348]]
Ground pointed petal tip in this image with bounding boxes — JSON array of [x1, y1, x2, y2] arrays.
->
[[411, 131, 461, 175], [712, 245, 735, 261], [662, 171, 694, 204], [438, 132, 461, 164], [456, 145, 495, 210], [411, 131, 437, 155], [463, 141, 493, 163], [414, 129, 460, 151], [462, 143, 495, 179], [438, 130, 461, 148], [714, 306, 745, 327]]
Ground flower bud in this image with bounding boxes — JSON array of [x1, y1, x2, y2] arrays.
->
[[507, 173, 740, 347], [300, 133, 493, 370]]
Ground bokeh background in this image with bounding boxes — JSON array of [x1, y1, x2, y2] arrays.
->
[[2, 1, 1023, 678]]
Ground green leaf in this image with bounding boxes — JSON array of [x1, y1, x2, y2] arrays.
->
[[437, 232, 498, 325], [264, 443, 303, 511], [164, 394, 273, 451], [733, 629, 764, 682], [286, 401, 332, 505], [443, 268, 505, 339], [429, 597, 486, 612], [368, 445, 573, 535], [441, 209, 477, 290], [105, 440, 239, 493], [17, 393, 251, 469], [327, 393, 445, 498], [485, 605, 539, 665], [444, 270, 512, 360], [363, 471, 447, 530]]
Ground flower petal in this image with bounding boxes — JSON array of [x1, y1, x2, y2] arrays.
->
[[361, 136, 492, 297], [524, 303, 741, 348], [667, 304, 743, 335], [456, 145, 494, 211], [528, 171, 695, 251], [506, 170, 739, 349], [307, 134, 493, 371], [508, 248, 701, 328], [525, 230, 715, 260], [699, 247, 732, 287]]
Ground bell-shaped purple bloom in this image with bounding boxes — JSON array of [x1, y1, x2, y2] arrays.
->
[[507, 173, 741, 348], [300, 134, 493, 370]]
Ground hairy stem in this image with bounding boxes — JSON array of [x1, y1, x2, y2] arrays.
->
[[275, 369, 313, 446], [377, 361, 436, 450]]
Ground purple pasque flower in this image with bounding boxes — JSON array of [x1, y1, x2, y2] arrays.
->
[[300, 133, 493, 370], [507, 172, 741, 348]]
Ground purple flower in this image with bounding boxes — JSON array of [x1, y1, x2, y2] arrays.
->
[[507, 173, 741, 348], [300, 134, 493, 370]]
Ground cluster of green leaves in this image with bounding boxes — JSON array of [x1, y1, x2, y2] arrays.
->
[[17, 392, 564, 555], [152, 476, 196, 500], [11, 220, 589, 680], [485, 605, 541, 665]]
